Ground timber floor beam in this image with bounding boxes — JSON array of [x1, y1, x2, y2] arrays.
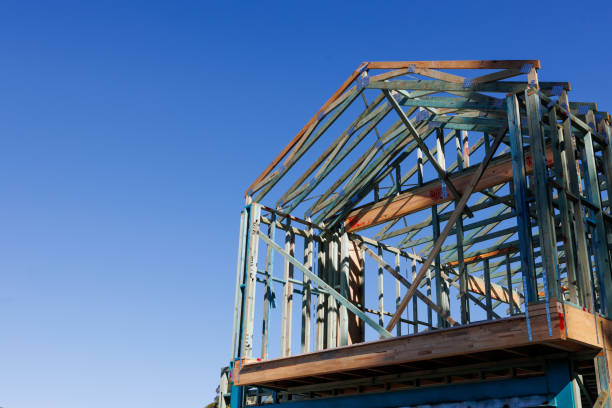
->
[[233, 301, 606, 389]]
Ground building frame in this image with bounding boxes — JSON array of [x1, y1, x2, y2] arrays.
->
[[218, 60, 612, 408]]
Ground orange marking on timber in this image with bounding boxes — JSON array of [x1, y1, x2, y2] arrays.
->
[[444, 247, 516, 268]]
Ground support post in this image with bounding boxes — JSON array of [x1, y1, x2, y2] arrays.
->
[[316, 240, 327, 350], [581, 111, 612, 315], [232, 209, 248, 359], [242, 203, 261, 358], [301, 220, 313, 353], [506, 94, 537, 304], [261, 212, 276, 359], [436, 128, 450, 328], [280, 219, 294, 357], [327, 234, 339, 347], [524, 68, 560, 299], [549, 108, 579, 305], [484, 258, 493, 320], [506, 253, 515, 315], [559, 91, 593, 310], [377, 244, 384, 327], [339, 232, 350, 346]]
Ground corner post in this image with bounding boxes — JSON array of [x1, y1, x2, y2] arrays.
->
[[506, 94, 537, 304]]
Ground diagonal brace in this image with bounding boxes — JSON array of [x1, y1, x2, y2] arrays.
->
[[360, 244, 457, 326], [257, 230, 394, 338], [386, 125, 508, 331], [383, 89, 474, 218]]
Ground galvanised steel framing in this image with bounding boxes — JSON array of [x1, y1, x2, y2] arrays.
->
[[217, 60, 612, 408]]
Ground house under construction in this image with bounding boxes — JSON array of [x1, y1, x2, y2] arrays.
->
[[217, 60, 612, 407]]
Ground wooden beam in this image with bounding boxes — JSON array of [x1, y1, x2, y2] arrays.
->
[[465, 275, 521, 307], [344, 147, 553, 232], [444, 247, 516, 268], [233, 301, 600, 387], [367, 60, 541, 70]]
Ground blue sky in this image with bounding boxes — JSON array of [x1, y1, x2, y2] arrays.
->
[[1, 1, 611, 407]]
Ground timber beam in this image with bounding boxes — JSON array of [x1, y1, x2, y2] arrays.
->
[[344, 147, 553, 232], [232, 301, 602, 388]]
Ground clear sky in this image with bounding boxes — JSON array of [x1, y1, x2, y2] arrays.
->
[[1, 1, 611, 407]]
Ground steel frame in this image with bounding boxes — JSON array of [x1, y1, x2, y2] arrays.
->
[[219, 60, 612, 408]]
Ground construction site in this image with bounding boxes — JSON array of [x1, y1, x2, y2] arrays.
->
[[216, 60, 612, 407]]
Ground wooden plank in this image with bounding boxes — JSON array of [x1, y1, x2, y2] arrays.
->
[[444, 246, 515, 267], [345, 147, 553, 232], [471, 68, 522, 84], [367, 60, 541, 70], [347, 239, 364, 345], [465, 275, 521, 308], [233, 301, 600, 387], [411, 67, 465, 83]]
